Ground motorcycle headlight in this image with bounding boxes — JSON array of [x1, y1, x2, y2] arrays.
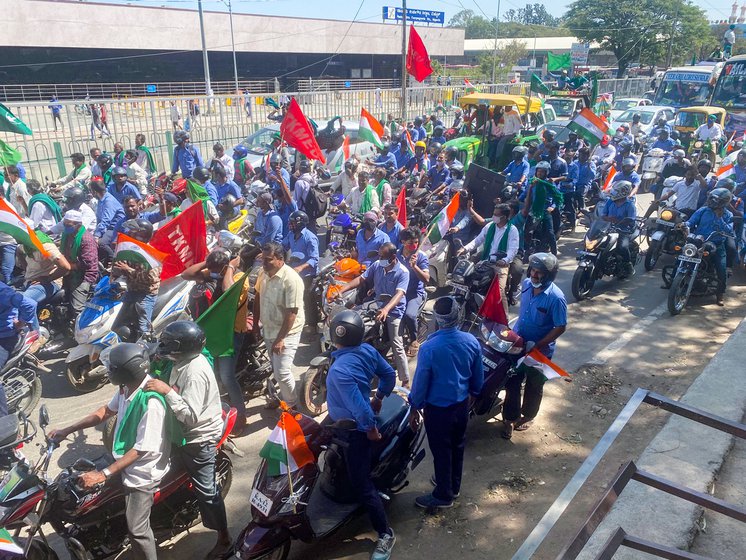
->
[[585, 238, 599, 251], [683, 244, 698, 258], [660, 209, 674, 221]]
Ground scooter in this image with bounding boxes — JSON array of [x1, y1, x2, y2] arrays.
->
[[0, 328, 43, 416], [65, 275, 192, 393], [0, 404, 235, 560], [231, 393, 426, 559], [639, 147, 669, 193]]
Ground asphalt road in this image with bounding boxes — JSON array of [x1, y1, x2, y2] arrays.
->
[[27, 193, 746, 559]]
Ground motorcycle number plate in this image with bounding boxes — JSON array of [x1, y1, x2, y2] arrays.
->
[[482, 355, 497, 369], [678, 256, 701, 264], [250, 488, 273, 517], [84, 302, 104, 312], [656, 219, 675, 227]]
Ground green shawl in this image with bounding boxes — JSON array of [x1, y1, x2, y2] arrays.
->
[[481, 222, 511, 261], [61, 226, 85, 284], [530, 178, 564, 221], [138, 146, 156, 172], [29, 193, 62, 222], [187, 179, 212, 219], [112, 389, 184, 456], [359, 185, 376, 215], [375, 179, 390, 205], [102, 168, 112, 186]]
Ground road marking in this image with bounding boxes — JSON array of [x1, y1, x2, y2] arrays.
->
[[587, 301, 667, 365]]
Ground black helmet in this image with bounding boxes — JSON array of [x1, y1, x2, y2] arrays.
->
[[330, 310, 364, 347], [433, 126, 445, 137], [299, 160, 311, 172], [444, 146, 459, 160], [174, 130, 190, 144], [111, 166, 127, 177], [429, 142, 443, 154], [527, 252, 559, 288], [449, 161, 464, 178], [512, 145, 528, 157], [269, 153, 282, 165], [121, 218, 154, 242], [414, 116, 423, 126], [697, 159, 713, 172], [380, 142, 391, 154], [103, 342, 150, 386], [432, 296, 460, 329], [707, 187, 733, 209], [543, 129, 556, 140], [714, 177, 736, 192], [219, 194, 237, 212], [632, 113, 641, 121], [344, 158, 358, 173], [158, 320, 206, 361], [289, 210, 309, 231], [62, 186, 87, 209], [97, 154, 113, 168], [192, 166, 211, 183]]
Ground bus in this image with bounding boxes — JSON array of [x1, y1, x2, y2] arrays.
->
[[710, 54, 746, 137], [653, 65, 720, 109]]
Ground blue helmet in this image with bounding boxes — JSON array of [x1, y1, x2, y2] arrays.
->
[[233, 145, 249, 158]]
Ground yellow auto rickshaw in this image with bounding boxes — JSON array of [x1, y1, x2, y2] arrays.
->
[[673, 106, 727, 155]]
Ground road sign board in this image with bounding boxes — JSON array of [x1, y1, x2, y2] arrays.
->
[[146, 84, 157, 93], [571, 43, 590, 66], [382, 7, 445, 25]]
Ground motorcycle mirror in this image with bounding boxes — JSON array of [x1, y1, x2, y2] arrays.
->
[[39, 405, 50, 429]]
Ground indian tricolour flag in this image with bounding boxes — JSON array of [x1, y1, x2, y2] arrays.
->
[[259, 409, 315, 476], [404, 129, 416, 155], [421, 192, 461, 252], [518, 349, 572, 382], [567, 108, 609, 148], [0, 198, 48, 257], [602, 166, 617, 192], [114, 233, 168, 271], [464, 78, 476, 93], [359, 107, 384, 150], [717, 162, 735, 180], [0, 527, 22, 555]]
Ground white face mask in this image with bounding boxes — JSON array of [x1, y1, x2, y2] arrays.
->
[[530, 280, 543, 288], [377, 258, 392, 268]]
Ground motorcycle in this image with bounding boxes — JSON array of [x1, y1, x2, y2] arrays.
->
[[231, 393, 426, 560], [309, 253, 365, 334], [666, 231, 732, 316], [325, 198, 361, 257], [644, 202, 688, 271], [639, 147, 669, 194], [65, 275, 192, 393], [0, 404, 235, 560], [0, 412, 36, 478], [447, 254, 499, 332], [0, 328, 43, 416], [571, 211, 645, 301]]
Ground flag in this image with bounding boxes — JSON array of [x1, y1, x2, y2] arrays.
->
[[0, 198, 48, 257], [530, 73, 551, 96], [0, 139, 21, 167], [150, 201, 208, 280], [547, 52, 572, 72], [421, 192, 461, 251], [0, 527, 22, 555], [259, 409, 315, 476], [342, 134, 350, 161], [603, 166, 617, 191], [464, 78, 476, 93], [395, 184, 407, 227], [519, 349, 571, 382], [114, 233, 168, 271], [359, 108, 384, 150], [404, 129, 415, 155], [280, 98, 326, 163], [717, 163, 735, 180], [595, 92, 613, 114], [567, 108, 609, 148], [196, 272, 247, 357], [0, 104, 32, 135], [590, 76, 599, 113], [478, 274, 508, 325], [406, 25, 433, 82]]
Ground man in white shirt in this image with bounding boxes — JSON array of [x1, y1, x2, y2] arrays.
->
[[343, 170, 380, 215], [212, 143, 235, 182], [695, 114, 723, 144], [658, 164, 706, 216], [459, 203, 519, 318], [125, 150, 149, 195], [48, 343, 169, 560], [54, 153, 91, 191], [495, 105, 524, 159], [27, 180, 60, 232], [332, 158, 359, 197], [4, 166, 29, 217]]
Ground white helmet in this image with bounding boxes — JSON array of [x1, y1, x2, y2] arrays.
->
[[609, 180, 632, 201]]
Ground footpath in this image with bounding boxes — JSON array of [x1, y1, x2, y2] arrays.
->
[[576, 316, 746, 558]]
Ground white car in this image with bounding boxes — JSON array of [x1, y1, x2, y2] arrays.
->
[[609, 98, 652, 121], [610, 106, 675, 138]]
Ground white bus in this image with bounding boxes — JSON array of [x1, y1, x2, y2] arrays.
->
[[653, 64, 720, 109]]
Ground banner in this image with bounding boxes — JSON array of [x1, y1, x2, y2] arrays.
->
[[280, 98, 326, 163], [0, 104, 32, 135], [150, 202, 208, 279]]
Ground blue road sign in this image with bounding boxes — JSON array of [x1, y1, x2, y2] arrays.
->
[[146, 84, 157, 93], [382, 7, 445, 25]]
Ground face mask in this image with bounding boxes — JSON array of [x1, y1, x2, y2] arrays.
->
[[530, 280, 543, 289], [209, 272, 222, 280], [63, 225, 76, 234], [492, 215, 502, 224], [377, 258, 392, 268], [405, 243, 418, 251]]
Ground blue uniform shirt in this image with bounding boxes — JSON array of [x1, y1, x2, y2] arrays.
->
[[686, 207, 734, 245], [392, 145, 411, 168], [427, 165, 450, 190], [414, 126, 427, 141], [327, 343, 396, 432], [612, 170, 641, 188], [216, 180, 242, 202], [409, 327, 484, 409], [576, 160, 597, 194], [397, 249, 428, 299], [430, 135, 447, 145], [405, 155, 429, 173], [372, 152, 397, 169], [0, 282, 36, 339], [560, 160, 579, 193], [513, 279, 567, 358], [275, 200, 298, 238], [733, 164, 746, 186], [380, 220, 403, 248], [355, 228, 389, 266], [282, 228, 319, 278], [201, 180, 219, 206], [504, 159, 530, 186], [548, 157, 568, 179], [254, 209, 283, 245], [94, 192, 125, 238], [362, 260, 410, 318], [267, 168, 291, 193], [108, 182, 141, 204], [652, 138, 676, 151], [600, 198, 637, 231], [171, 144, 204, 178]]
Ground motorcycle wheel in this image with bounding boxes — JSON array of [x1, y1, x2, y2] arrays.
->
[[668, 271, 692, 316], [253, 541, 290, 560], [644, 240, 662, 271], [10, 376, 42, 417], [21, 538, 60, 560], [299, 363, 328, 417], [216, 451, 233, 499], [65, 358, 108, 394], [571, 265, 595, 301]]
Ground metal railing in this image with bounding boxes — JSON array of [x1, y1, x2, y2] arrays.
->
[[0, 79, 650, 182]]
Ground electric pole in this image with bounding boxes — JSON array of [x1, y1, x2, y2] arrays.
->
[[401, 0, 408, 120], [492, 0, 501, 84], [197, 0, 212, 96], [227, 0, 239, 93]]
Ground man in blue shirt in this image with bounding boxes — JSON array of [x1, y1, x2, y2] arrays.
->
[[391, 138, 411, 169], [369, 143, 397, 171], [651, 129, 676, 152], [397, 227, 429, 357], [412, 116, 427, 143], [733, 150, 746, 189], [380, 204, 404, 248], [421, 153, 450, 191], [325, 310, 397, 560], [90, 179, 125, 244], [253, 192, 283, 245], [503, 253, 567, 439], [612, 156, 642, 197], [503, 146, 530, 188], [353, 212, 390, 266], [266, 153, 291, 194], [283, 211, 320, 324], [409, 296, 483, 508], [0, 281, 36, 371], [338, 242, 410, 386], [600, 180, 637, 278], [108, 167, 141, 204], [212, 165, 243, 206], [397, 142, 429, 178], [171, 130, 203, 179]]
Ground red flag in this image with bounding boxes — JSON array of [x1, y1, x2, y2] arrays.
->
[[280, 98, 326, 163], [342, 134, 350, 161], [150, 202, 208, 279], [478, 275, 508, 325], [406, 25, 433, 82], [395, 185, 407, 227]]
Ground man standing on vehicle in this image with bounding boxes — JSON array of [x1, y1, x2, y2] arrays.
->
[[171, 131, 203, 179], [496, 105, 524, 158], [145, 321, 232, 558], [502, 252, 567, 439], [409, 296, 483, 509], [60, 210, 99, 321], [49, 343, 170, 560], [325, 310, 397, 560]]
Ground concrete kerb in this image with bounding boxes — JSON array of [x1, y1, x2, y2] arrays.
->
[[576, 316, 746, 559]]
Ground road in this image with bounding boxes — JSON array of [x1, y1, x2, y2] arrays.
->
[[30, 193, 746, 559]]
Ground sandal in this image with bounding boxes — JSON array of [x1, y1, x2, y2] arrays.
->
[[501, 421, 513, 439], [407, 341, 420, 357], [514, 419, 533, 432]]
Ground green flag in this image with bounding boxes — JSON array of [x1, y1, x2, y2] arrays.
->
[[0, 139, 21, 167], [591, 76, 600, 114], [547, 52, 572, 72], [530, 73, 551, 95], [196, 273, 247, 357], [0, 104, 32, 135]]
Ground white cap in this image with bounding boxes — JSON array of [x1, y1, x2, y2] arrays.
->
[[63, 210, 83, 223]]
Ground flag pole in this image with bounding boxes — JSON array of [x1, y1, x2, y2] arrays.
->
[[400, 0, 408, 122], [280, 411, 297, 514]]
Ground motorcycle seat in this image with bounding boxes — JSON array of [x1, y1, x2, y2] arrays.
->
[[0, 415, 19, 448], [47, 289, 67, 305], [152, 277, 189, 319], [375, 393, 409, 437]]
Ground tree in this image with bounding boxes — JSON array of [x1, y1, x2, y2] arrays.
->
[[448, 9, 495, 39], [479, 39, 528, 81], [565, 0, 713, 77], [450, 8, 570, 39], [505, 4, 560, 26]]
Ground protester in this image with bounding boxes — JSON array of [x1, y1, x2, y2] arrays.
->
[[125, 150, 149, 195], [135, 133, 157, 175], [282, 211, 320, 325], [60, 210, 98, 320], [54, 152, 91, 191], [4, 166, 29, 217]]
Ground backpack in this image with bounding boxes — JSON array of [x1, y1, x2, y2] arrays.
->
[[303, 183, 328, 221]]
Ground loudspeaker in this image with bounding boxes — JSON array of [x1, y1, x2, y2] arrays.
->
[[464, 164, 506, 218]]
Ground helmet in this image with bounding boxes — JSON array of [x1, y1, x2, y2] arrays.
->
[[673, 149, 686, 159], [379, 142, 391, 154], [97, 154, 113, 168], [527, 252, 559, 287], [62, 186, 87, 209], [158, 320, 206, 361], [269, 153, 282, 165], [219, 194, 237, 212], [535, 161, 551, 172], [192, 166, 211, 182], [415, 141, 427, 149], [449, 161, 464, 178], [632, 113, 641, 120], [620, 124, 630, 132], [233, 145, 249, 158], [299, 160, 312, 172], [390, 133, 401, 144], [714, 178, 736, 193], [288, 210, 309, 231], [706, 188, 733, 209], [174, 130, 190, 144], [433, 126, 444, 137], [111, 166, 127, 177], [621, 157, 636, 168], [609, 180, 632, 201], [103, 343, 150, 386], [414, 116, 423, 126], [544, 129, 556, 140], [445, 146, 459, 160], [121, 218, 154, 242], [344, 158, 358, 173], [618, 141, 632, 153], [600, 135, 611, 146], [429, 142, 442, 154], [432, 296, 460, 329], [512, 146, 528, 157], [329, 310, 364, 347], [697, 159, 713, 172]]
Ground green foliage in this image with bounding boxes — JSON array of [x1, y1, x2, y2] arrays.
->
[[430, 58, 444, 77], [478, 39, 528, 81], [448, 8, 570, 39], [504, 3, 561, 26]]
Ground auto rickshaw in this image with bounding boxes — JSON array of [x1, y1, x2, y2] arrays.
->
[[453, 93, 550, 170], [673, 106, 727, 157]]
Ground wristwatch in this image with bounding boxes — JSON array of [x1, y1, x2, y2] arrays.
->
[[102, 467, 112, 480]]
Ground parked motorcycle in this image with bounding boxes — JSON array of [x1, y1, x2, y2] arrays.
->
[[0, 412, 36, 477], [0, 328, 43, 416], [309, 254, 365, 335], [0, 404, 235, 560], [231, 393, 426, 560]]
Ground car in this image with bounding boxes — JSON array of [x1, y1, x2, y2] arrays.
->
[[537, 119, 572, 143], [544, 96, 589, 119], [609, 97, 652, 121], [610, 105, 675, 138]]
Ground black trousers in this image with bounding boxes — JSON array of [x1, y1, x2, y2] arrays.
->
[[176, 442, 228, 532], [302, 275, 319, 325], [503, 365, 545, 423], [424, 399, 468, 501]]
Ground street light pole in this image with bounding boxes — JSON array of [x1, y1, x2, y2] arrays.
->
[[491, 0, 501, 84], [401, 0, 408, 120], [197, 0, 212, 96], [227, 0, 240, 93]]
